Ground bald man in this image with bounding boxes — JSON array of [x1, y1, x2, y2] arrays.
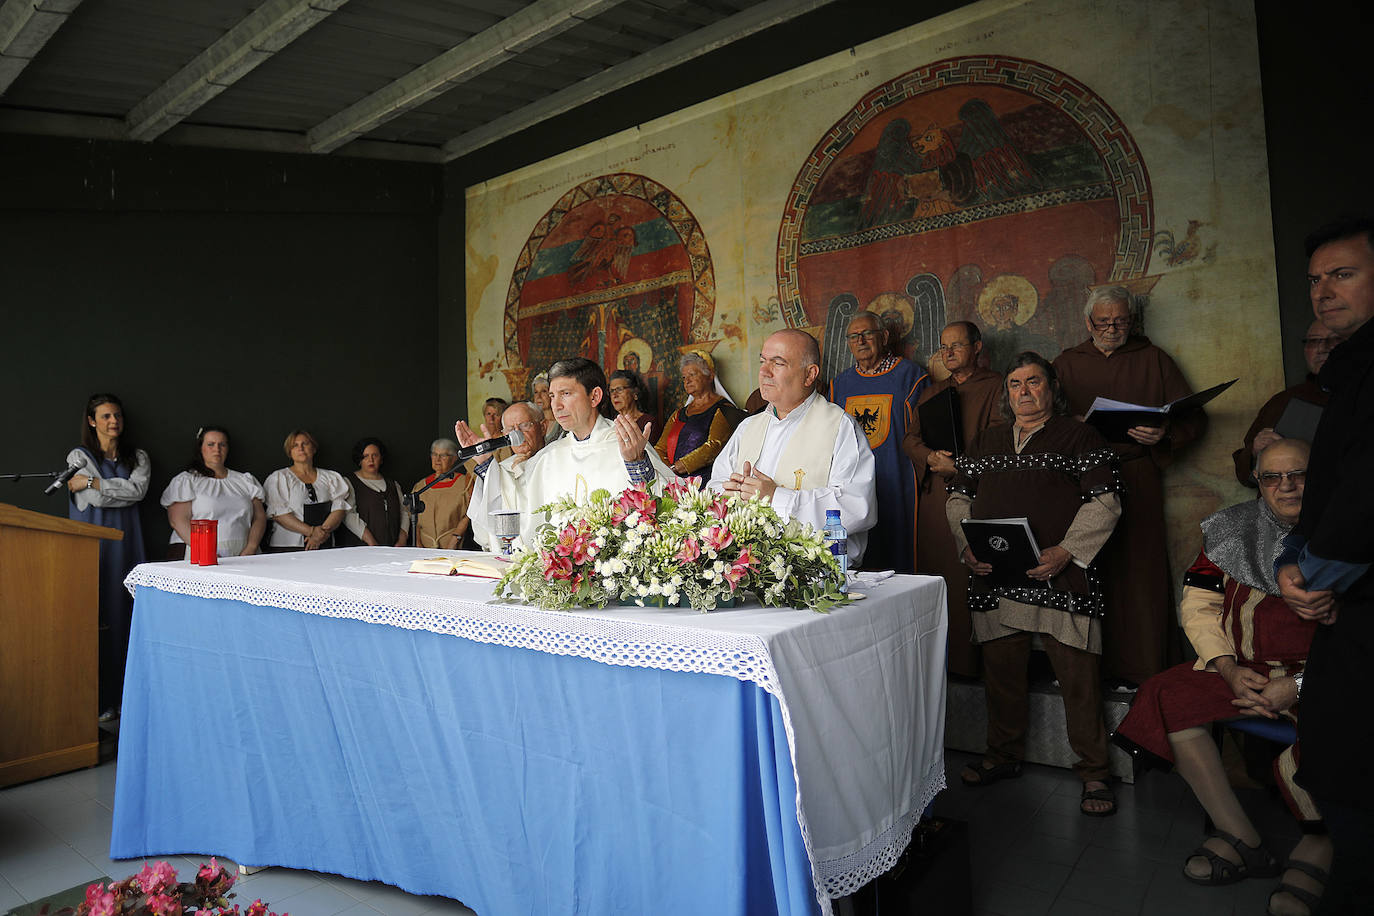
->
[[708, 329, 877, 565]]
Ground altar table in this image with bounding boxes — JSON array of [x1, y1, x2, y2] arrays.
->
[[112, 548, 946, 916]]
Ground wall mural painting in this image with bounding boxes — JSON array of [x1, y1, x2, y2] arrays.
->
[[502, 174, 717, 429], [779, 56, 1155, 379]]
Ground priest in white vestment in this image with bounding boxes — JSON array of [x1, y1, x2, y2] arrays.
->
[[461, 358, 673, 551], [708, 329, 877, 565]]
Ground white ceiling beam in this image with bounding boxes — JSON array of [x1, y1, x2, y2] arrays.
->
[[441, 0, 841, 161], [125, 0, 350, 143], [0, 0, 83, 96], [306, 0, 629, 154]]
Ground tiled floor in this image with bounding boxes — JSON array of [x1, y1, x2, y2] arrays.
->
[[933, 749, 1302, 916], [1, 748, 1303, 916], [0, 761, 476, 916]]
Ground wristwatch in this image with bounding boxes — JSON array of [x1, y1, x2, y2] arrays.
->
[[1292, 672, 1303, 697]]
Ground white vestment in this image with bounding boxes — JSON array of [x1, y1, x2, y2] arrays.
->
[[707, 391, 877, 564], [470, 415, 673, 550]]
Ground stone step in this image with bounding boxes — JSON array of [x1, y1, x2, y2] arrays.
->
[[945, 677, 1136, 783]]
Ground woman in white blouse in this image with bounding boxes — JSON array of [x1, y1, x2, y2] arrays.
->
[[263, 429, 351, 551], [66, 392, 150, 721], [160, 426, 267, 559], [339, 437, 409, 547]]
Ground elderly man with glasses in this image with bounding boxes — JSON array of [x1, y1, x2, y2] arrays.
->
[[828, 310, 929, 571], [1114, 439, 1330, 911], [903, 321, 1005, 676], [1053, 286, 1208, 692], [1230, 320, 1341, 487], [467, 399, 548, 552]]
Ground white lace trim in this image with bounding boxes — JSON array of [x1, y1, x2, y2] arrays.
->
[[124, 562, 934, 902], [811, 757, 947, 898]]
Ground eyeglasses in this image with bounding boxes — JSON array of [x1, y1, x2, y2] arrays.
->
[[304, 482, 318, 502], [1302, 336, 1342, 350], [1256, 469, 1306, 488], [501, 421, 538, 436], [846, 329, 882, 341], [1089, 318, 1133, 332], [937, 341, 971, 353], [608, 385, 634, 393]]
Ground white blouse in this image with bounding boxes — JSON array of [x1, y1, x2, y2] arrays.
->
[[160, 469, 265, 556], [263, 467, 352, 548]]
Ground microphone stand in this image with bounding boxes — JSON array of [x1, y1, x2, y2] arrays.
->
[[405, 430, 523, 547], [4, 470, 71, 486]]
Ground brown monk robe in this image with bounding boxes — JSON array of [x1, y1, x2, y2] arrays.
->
[[1230, 376, 1327, 487], [1054, 326, 1206, 687], [903, 367, 1004, 677]]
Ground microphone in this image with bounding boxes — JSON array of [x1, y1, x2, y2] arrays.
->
[[45, 464, 83, 495], [456, 427, 525, 461]]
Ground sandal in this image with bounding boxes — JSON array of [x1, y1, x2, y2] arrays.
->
[[1080, 781, 1117, 818], [1267, 859, 1329, 916], [1183, 829, 1281, 886], [960, 760, 1022, 787]]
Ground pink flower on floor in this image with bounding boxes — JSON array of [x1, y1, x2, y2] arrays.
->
[[135, 861, 178, 895], [675, 536, 701, 564], [611, 485, 657, 526], [147, 892, 183, 916], [702, 524, 733, 553], [197, 857, 235, 892], [245, 900, 270, 916], [87, 888, 118, 916]]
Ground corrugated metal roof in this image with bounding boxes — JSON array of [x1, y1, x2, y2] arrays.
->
[[0, 0, 823, 162]]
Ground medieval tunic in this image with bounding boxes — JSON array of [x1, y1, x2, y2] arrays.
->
[[1053, 335, 1207, 685], [1114, 499, 1319, 824], [339, 473, 408, 547], [655, 399, 742, 479], [902, 367, 1003, 674], [1230, 376, 1328, 486], [410, 473, 469, 550], [830, 356, 929, 572], [945, 415, 1122, 779]]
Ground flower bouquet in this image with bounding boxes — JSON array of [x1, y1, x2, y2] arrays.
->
[[48, 859, 282, 916], [494, 477, 849, 612]]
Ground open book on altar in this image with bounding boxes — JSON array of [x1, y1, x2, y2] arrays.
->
[[408, 555, 511, 578], [960, 517, 1045, 590], [1083, 378, 1237, 443]]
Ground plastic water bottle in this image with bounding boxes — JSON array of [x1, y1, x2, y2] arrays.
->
[[823, 509, 848, 593]]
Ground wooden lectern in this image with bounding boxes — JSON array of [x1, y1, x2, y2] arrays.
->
[[0, 503, 122, 787]]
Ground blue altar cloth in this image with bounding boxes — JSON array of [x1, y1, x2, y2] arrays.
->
[[111, 586, 818, 915]]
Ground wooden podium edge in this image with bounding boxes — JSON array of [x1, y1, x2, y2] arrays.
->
[[0, 503, 123, 540]]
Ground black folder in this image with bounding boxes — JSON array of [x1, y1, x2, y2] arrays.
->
[[1273, 397, 1324, 443], [917, 386, 964, 456], [960, 517, 1045, 589], [1084, 378, 1237, 443]]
